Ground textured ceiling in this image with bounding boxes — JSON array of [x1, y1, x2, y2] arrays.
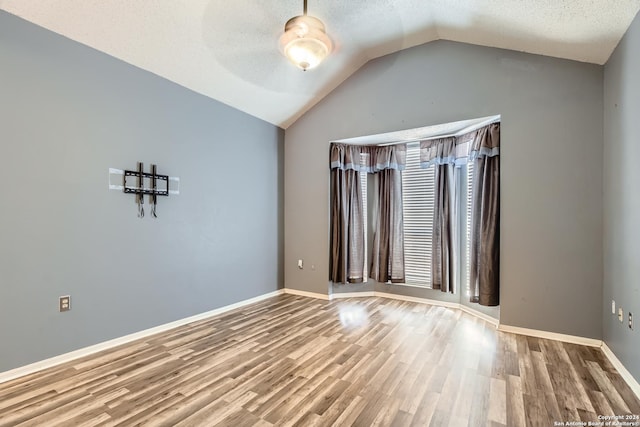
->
[[2, 1, 639, 128]]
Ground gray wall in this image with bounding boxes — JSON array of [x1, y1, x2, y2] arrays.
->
[[0, 12, 284, 372], [285, 40, 603, 339], [603, 11, 640, 381]]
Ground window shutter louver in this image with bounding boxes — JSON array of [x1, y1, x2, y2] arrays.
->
[[401, 145, 435, 287]]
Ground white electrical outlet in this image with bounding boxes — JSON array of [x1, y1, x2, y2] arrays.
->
[[612, 300, 616, 314], [618, 307, 624, 323], [297, 259, 303, 269], [59, 295, 71, 312], [629, 312, 634, 330]]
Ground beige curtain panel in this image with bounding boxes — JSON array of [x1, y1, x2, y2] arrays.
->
[[329, 142, 406, 285], [370, 168, 405, 283], [431, 163, 457, 292], [329, 143, 366, 283], [420, 123, 500, 303], [469, 123, 500, 306], [420, 137, 458, 293], [367, 144, 407, 283]]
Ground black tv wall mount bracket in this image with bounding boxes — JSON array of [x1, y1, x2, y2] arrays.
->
[[108, 162, 180, 218]]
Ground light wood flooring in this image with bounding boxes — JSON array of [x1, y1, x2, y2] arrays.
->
[[0, 294, 638, 426]]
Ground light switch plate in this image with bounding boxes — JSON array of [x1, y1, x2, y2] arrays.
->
[[618, 307, 624, 322], [612, 300, 616, 314]]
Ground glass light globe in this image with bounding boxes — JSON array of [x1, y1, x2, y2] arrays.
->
[[279, 15, 332, 71]]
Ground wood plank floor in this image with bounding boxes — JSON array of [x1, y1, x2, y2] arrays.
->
[[0, 294, 638, 427]]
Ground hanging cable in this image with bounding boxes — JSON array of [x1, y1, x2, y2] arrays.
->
[[151, 164, 158, 218], [137, 162, 144, 218], [137, 197, 145, 218]]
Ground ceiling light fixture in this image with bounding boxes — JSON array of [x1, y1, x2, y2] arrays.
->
[[279, 0, 332, 71]]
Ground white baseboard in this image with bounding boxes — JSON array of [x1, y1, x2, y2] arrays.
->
[[373, 291, 460, 309], [497, 324, 602, 347], [331, 289, 458, 308], [0, 289, 284, 385], [331, 290, 445, 307], [458, 304, 500, 327], [601, 342, 640, 400], [330, 290, 499, 327], [283, 288, 331, 300], [330, 291, 376, 299]]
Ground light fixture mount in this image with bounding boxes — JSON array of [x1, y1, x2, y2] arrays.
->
[[279, 0, 332, 71]]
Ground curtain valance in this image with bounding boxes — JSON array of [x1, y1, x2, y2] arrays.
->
[[419, 137, 457, 168], [330, 143, 406, 172], [332, 123, 499, 172], [469, 123, 500, 160], [363, 144, 406, 171], [330, 143, 364, 171], [419, 123, 500, 168]]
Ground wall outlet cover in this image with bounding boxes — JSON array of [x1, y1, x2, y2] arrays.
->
[[59, 295, 71, 312], [618, 307, 624, 322]]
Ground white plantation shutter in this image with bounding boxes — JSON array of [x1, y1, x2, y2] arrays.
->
[[401, 145, 435, 287]]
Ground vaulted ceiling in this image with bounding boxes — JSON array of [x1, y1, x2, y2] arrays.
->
[[2, 1, 639, 128]]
